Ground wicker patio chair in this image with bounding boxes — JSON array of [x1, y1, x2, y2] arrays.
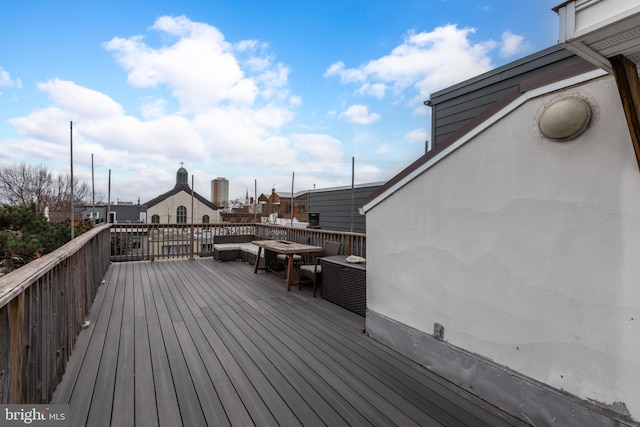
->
[[297, 240, 342, 297], [276, 235, 310, 273]]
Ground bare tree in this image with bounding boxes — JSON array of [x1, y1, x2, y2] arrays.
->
[[33, 165, 53, 212], [0, 163, 52, 210], [0, 163, 102, 212], [46, 174, 95, 212]]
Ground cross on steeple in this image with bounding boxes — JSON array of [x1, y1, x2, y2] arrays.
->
[[176, 163, 188, 187]]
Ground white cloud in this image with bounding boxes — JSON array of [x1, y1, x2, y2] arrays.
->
[[5, 72, 318, 201], [405, 128, 428, 143], [289, 95, 302, 106], [2, 16, 387, 201], [340, 104, 380, 125], [38, 79, 124, 119], [356, 83, 386, 99], [377, 143, 390, 154], [354, 164, 383, 183], [323, 61, 344, 78], [103, 15, 291, 114], [290, 133, 343, 171], [0, 67, 22, 89], [326, 24, 500, 106], [192, 105, 296, 166], [324, 61, 367, 84], [8, 107, 73, 144], [500, 31, 527, 57], [140, 98, 168, 120]]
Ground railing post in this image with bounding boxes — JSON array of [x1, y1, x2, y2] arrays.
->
[[9, 292, 26, 403], [0, 225, 111, 404], [107, 223, 365, 261]]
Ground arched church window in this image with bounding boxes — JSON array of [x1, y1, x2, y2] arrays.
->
[[151, 214, 160, 224], [202, 215, 210, 223], [177, 206, 187, 224]]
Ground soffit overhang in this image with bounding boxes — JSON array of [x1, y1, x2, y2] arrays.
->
[[554, 0, 640, 73]]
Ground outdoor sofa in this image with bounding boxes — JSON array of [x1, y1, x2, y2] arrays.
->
[[213, 234, 264, 265]]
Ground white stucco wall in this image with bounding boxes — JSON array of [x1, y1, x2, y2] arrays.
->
[[366, 75, 640, 419], [147, 190, 220, 224]]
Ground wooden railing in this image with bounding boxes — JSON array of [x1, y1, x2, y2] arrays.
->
[[110, 223, 366, 262], [0, 224, 111, 404], [253, 224, 367, 258], [0, 222, 364, 403]]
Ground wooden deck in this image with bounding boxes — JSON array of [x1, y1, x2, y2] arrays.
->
[[51, 258, 529, 427]]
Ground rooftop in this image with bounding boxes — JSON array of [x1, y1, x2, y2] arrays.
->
[[51, 258, 529, 426]]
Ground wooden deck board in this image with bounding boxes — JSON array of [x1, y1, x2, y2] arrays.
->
[[233, 307, 354, 427], [51, 258, 530, 427], [286, 302, 491, 426], [132, 263, 159, 427], [111, 263, 136, 427], [246, 289, 423, 426], [197, 264, 436, 426], [152, 264, 206, 427], [85, 264, 125, 427], [141, 263, 181, 427], [285, 303, 477, 426], [194, 312, 278, 427]]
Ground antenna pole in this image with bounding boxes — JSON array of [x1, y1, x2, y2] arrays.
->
[[70, 121, 74, 239], [291, 172, 294, 228], [91, 153, 95, 223], [108, 169, 111, 223], [351, 156, 355, 233], [191, 174, 195, 259]]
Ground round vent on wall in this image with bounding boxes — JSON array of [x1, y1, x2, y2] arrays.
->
[[539, 97, 592, 141]]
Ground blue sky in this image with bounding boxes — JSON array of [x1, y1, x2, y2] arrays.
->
[[0, 0, 561, 204]]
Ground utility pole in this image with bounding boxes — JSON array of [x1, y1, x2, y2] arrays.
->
[[190, 175, 195, 259], [107, 169, 111, 223], [70, 121, 74, 239], [350, 156, 355, 233], [91, 153, 95, 223], [291, 172, 294, 228]]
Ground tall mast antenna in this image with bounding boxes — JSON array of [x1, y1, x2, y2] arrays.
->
[[70, 121, 74, 239]]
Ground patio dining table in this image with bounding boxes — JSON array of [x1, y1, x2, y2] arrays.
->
[[252, 240, 324, 291]]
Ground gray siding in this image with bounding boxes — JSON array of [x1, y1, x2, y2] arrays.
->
[[110, 204, 147, 222], [308, 184, 382, 234], [429, 46, 582, 147], [77, 204, 146, 223]]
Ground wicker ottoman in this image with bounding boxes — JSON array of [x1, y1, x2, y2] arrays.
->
[[319, 255, 366, 317]]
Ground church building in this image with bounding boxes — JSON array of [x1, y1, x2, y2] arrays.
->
[[144, 164, 220, 224]]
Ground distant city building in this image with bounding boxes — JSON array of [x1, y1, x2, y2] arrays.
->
[[212, 177, 229, 207], [226, 183, 381, 231]]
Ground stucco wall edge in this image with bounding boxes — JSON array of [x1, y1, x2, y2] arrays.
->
[[365, 310, 636, 426]]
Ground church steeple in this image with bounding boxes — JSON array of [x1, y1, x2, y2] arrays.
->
[[176, 162, 189, 187]]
